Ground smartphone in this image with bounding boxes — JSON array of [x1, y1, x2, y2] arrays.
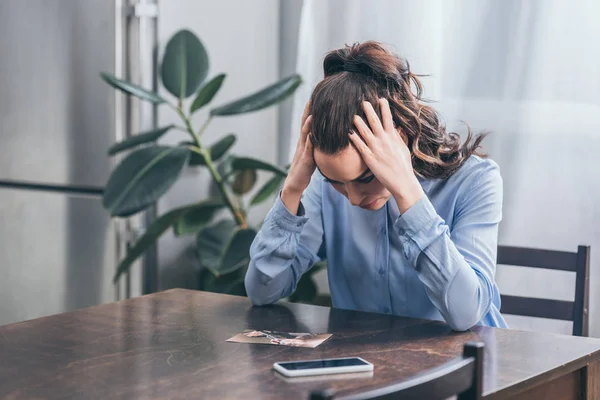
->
[[273, 357, 374, 377]]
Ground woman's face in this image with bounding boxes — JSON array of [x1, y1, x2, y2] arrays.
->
[[314, 144, 391, 210]]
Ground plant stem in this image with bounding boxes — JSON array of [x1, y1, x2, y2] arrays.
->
[[174, 126, 189, 133], [197, 116, 213, 137], [177, 107, 247, 229], [202, 151, 247, 228], [176, 108, 201, 146]]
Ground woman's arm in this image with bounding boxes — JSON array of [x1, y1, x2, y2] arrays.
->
[[395, 162, 503, 331], [244, 173, 325, 305]]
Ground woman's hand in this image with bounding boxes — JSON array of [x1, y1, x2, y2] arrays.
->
[[349, 98, 424, 213], [281, 102, 315, 214]]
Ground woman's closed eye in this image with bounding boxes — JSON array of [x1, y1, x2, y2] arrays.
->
[[356, 174, 375, 184], [324, 174, 375, 185]]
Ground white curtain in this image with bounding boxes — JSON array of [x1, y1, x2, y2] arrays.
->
[[288, 0, 600, 336]]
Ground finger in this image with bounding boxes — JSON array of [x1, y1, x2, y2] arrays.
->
[[301, 101, 311, 127], [301, 115, 312, 136], [304, 133, 313, 152], [353, 115, 375, 145], [349, 131, 373, 160], [362, 101, 384, 135], [298, 115, 312, 148], [379, 98, 394, 132], [302, 133, 315, 161], [300, 115, 312, 142]]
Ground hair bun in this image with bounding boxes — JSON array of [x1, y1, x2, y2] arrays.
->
[[323, 41, 409, 84]]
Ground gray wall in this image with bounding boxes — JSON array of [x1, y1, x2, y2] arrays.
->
[[0, 0, 118, 325], [277, 0, 304, 165], [157, 0, 280, 289]]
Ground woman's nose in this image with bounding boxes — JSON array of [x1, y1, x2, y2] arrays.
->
[[345, 184, 363, 206]]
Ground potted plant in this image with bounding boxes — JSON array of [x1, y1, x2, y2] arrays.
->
[[99, 29, 325, 301]]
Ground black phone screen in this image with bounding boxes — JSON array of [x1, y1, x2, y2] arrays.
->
[[277, 358, 369, 370]]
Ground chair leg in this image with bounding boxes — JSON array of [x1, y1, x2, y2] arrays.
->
[[459, 342, 485, 400]]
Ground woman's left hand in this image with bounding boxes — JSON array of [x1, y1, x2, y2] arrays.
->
[[349, 98, 424, 213]]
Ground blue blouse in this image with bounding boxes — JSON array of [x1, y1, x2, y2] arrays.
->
[[245, 156, 507, 331]]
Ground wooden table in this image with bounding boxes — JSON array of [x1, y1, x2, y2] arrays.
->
[[1, 289, 599, 399]]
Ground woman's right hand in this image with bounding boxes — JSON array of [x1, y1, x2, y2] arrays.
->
[[281, 102, 315, 214], [284, 102, 316, 194]]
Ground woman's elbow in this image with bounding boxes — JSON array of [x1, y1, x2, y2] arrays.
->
[[245, 277, 268, 306], [444, 294, 487, 331], [446, 313, 479, 331], [246, 290, 274, 307], [444, 271, 492, 331], [247, 295, 270, 307], [244, 272, 280, 306]]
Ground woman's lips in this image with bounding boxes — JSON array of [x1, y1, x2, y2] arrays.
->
[[360, 198, 379, 208]]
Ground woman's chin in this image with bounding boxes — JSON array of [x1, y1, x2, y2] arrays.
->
[[359, 198, 385, 210]]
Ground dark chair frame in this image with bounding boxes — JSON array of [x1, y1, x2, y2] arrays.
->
[[309, 342, 484, 400], [497, 245, 590, 336]]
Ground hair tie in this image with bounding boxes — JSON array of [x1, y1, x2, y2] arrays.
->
[[343, 63, 362, 73]]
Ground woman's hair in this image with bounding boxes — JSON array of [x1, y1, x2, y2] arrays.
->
[[309, 41, 486, 179]]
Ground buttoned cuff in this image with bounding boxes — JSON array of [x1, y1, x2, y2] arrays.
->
[[393, 196, 441, 264], [395, 196, 438, 235]]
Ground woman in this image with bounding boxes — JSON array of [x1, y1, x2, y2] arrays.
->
[[245, 41, 507, 331]]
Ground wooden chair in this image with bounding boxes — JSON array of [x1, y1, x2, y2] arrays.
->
[[497, 245, 590, 336], [309, 342, 484, 400]]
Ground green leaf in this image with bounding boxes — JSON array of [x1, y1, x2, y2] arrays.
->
[[288, 260, 326, 304], [102, 146, 190, 217], [188, 145, 206, 166], [161, 29, 209, 100], [308, 260, 327, 275], [100, 72, 166, 104], [198, 267, 246, 296], [231, 157, 288, 177], [219, 154, 237, 182], [219, 228, 257, 275], [108, 125, 174, 156], [224, 278, 247, 296], [210, 74, 302, 116], [112, 200, 221, 283], [289, 273, 318, 303], [173, 198, 226, 236], [198, 268, 220, 292], [190, 74, 226, 114], [209, 134, 237, 162], [196, 220, 236, 271], [196, 221, 257, 276], [250, 174, 284, 206], [231, 169, 257, 195], [189, 134, 237, 166]]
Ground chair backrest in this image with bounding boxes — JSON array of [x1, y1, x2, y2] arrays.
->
[[497, 245, 590, 336], [309, 342, 484, 400]]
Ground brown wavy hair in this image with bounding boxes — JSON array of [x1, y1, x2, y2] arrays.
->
[[309, 41, 486, 179]]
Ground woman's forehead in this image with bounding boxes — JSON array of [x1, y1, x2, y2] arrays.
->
[[314, 145, 367, 182]]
